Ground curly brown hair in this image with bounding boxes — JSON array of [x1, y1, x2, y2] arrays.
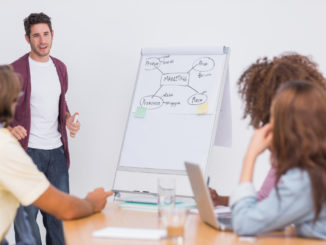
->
[[24, 13, 52, 38], [238, 53, 326, 128], [272, 81, 326, 222]]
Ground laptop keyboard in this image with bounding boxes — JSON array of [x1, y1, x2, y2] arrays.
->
[[217, 212, 232, 226], [217, 212, 232, 218]]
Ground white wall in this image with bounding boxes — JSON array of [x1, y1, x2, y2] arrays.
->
[[1, 0, 326, 242]]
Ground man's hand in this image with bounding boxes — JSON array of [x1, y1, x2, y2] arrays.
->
[[8, 126, 27, 140], [85, 188, 114, 213], [66, 112, 80, 138], [34, 185, 114, 220], [209, 188, 229, 206]]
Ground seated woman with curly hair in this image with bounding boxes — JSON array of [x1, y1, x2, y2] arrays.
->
[[210, 53, 326, 206]]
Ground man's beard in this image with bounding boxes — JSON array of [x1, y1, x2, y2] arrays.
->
[[30, 42, 51, 57]]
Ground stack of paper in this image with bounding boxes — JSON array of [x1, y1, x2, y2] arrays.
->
[[119, 202, 158, 212], [119, 201, 196, 212], [93, 227, 166, 240]]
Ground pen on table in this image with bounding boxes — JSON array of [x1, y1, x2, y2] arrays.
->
[[112, 189, 120, 196], [206, 176, 210, 187]]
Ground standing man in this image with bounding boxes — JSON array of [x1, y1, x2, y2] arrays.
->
[[10, 13, 80, 245]]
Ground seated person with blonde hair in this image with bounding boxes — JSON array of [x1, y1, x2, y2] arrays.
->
[[0, 65, 113, 245]]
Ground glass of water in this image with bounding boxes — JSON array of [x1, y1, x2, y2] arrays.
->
[[157, 177, 176, 218]]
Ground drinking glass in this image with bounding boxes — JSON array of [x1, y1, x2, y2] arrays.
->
[[161, 206, 188, 242], [157, 177, 176, 217]]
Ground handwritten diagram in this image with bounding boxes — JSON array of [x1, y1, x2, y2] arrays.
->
[[138, 55, 215, 111]]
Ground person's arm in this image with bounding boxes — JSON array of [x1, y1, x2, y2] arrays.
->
[[230, 169, 312, 236], [239, 124, 273, 183], [2, 135, 112, 220], [66, 112, 80, 138], [210, 124, 272, 207], [63, 68, 79, 138], [33, 185, 113, 220]]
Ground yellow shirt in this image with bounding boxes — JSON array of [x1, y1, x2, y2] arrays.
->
[[0, 128, 50, 241]]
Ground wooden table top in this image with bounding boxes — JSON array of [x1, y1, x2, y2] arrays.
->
[[63, 203, 325, 245]]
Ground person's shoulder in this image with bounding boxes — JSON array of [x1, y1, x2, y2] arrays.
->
[[0, 129, 23, 155], [0, 129, 34, 167], [50, 56, 67, 69], [11, 53, 29, 73], [0, 129, 15, 143], [284, 168, 308, 178], [0, 129, 20, 146], [281, 168, 310, 190]]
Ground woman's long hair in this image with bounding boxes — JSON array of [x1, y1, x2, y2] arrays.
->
[[272, 81, 326, 221], [0, 65, 21, 127]]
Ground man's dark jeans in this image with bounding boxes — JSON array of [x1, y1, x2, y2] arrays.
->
[[14, 146, 69, 245], [1, 206, 36, 245]]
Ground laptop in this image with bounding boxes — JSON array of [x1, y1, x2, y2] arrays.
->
[[185, 162, 233, 231]]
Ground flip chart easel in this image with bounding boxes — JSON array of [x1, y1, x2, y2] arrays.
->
[[113, 46, 231, 198]]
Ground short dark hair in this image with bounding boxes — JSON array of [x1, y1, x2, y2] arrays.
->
[[0, 66, 21, 127], [24, 12, 52, 38]]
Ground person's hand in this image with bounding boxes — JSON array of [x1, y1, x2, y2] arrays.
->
[[8, 125, 27, 140], [240, 123, 273, 183], [85, 188, 113, 213], [66, 112, 80, 138], [209, 188, 220, 206], [209, 188, 229, 206], [246, 123, 273, 159]]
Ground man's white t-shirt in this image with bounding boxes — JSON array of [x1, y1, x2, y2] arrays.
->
[[28, 57, 62, 149], [0, 128, 50, 241]]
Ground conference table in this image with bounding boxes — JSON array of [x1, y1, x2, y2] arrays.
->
[[63, 203, 325, 245]]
